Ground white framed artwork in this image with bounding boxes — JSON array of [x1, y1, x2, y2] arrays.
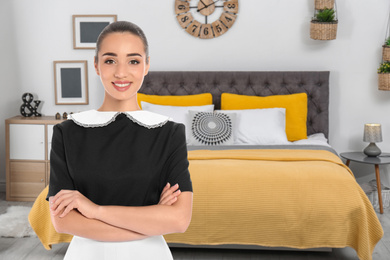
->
[[53, 60, 89, 105], [73, 14, 117, 49]]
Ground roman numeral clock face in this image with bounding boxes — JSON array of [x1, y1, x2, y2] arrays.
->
[[175, 0, 239, 39]]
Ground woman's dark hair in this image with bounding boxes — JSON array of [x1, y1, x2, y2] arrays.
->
[[95, 21, 149, 64]]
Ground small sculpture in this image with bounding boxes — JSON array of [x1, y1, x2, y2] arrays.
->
[[63, 112, 68, 119], [55, 113, 61, 119], [20, 93, 42, 117]]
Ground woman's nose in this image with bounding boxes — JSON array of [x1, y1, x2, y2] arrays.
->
[[114, 63, 128, 78]]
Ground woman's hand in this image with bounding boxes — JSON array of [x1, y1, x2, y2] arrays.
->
[[49, 190, 99, 219], [159, 183, 181, 206]]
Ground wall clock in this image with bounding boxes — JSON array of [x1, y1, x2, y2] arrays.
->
[[175, 0, 239, 39]]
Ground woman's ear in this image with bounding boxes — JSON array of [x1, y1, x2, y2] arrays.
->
[[94, 57, 100, 76]]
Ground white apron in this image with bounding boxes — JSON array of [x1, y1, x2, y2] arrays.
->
[[64, 235, 173, 260]]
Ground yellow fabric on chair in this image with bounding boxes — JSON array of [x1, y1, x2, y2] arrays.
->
[[28, 186, 73, 250], [137, 93, 213, 108]]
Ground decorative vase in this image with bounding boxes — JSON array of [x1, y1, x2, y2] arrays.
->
[[315, 0, 335, 10], [378, 73, 390, 90], [310, 21, 338, 40]]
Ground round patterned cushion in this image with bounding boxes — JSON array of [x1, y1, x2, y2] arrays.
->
[[189, 111, 235, 145]]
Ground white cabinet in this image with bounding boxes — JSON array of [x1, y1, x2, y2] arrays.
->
[[6, 116, 64, 201], [9, 124, 45, 160]]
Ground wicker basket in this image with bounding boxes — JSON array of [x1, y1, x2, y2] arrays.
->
[[378, 73, 390, 90], [315, 0, 335, 10], [383, 45, 390, 61], [310, 21, 338, 40]]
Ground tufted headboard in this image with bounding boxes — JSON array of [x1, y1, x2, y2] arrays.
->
[[140, 71, 330, 138]]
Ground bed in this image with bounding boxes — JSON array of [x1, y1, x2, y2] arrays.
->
[[29, 71, 383, 260], [138, 71, 384, 260]]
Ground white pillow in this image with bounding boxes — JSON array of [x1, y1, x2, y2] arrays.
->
[[140, 101, 214, 142], [292, 133, 330, 146], [216, 108, 289, 145]]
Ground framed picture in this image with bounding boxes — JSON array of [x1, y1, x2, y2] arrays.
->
[[54, 61, 89, 105], [73, 14, 117, 49]]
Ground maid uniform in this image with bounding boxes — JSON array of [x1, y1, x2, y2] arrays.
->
[[47, 110, 193, 260]]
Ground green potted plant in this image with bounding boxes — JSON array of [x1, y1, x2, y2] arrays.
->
[[378, 61, 390, 90], [310, 8, 338, 40], [315, 0, 335, 10], [382, 37, 390, 62]]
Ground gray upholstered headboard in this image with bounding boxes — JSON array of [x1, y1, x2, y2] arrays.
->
[[140, 71, 330, 138]]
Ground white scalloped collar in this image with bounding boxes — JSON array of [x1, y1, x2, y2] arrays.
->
[[68, 110, 170, 129]]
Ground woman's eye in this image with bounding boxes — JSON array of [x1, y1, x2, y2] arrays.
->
[[129, 60, 140, 65], [104, 59, 115, 64]]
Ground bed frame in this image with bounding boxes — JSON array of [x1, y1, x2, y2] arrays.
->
[[141, 71, 330, 138]]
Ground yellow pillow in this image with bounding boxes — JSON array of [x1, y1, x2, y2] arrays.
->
[[137, 93, 213, 108], [221, 93, 307, 141]]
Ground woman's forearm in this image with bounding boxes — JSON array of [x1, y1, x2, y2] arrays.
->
[[51, 209, 148, 242], [49, 189, 193, 237], [96, 192, 193, 236]]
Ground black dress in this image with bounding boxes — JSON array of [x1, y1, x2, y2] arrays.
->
[[47, 110, 192, 260]]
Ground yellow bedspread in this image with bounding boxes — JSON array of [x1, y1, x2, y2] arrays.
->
[[28, 186, 73, 250], [29, 149, 383, 260], [164, 149, 383, 260]]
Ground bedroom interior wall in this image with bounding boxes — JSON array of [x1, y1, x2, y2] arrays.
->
[[1, 0, 390, 191]]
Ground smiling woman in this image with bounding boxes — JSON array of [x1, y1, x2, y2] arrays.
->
[[94, 32, 150, 111], [46, 21, 193, 260]]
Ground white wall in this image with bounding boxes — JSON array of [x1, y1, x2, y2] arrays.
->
[[1, 0, 390, 191], [0, 1, 23, 192]]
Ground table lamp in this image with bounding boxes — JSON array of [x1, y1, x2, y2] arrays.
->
[[363, 123, 382, 157]]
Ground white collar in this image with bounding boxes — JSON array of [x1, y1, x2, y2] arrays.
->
[[68, 110, 170, 129]]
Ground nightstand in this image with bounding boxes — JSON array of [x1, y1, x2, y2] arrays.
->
[[340, 152, 390, 214]]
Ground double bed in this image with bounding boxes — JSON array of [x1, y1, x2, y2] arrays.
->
[[139, 71, 383, 260], [29, 71, 383, 260]]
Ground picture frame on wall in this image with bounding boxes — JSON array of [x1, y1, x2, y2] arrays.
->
[[54, 60, 89, 105], [73, 14, 117, 49]]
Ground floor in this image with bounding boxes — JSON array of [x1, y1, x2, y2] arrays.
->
[[1, 192, 389, 260]]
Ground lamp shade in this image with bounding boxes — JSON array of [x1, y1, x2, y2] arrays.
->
[[363, 124, 382, 143]]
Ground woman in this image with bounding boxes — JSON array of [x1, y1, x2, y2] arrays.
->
[[47, 21, 193, 259]]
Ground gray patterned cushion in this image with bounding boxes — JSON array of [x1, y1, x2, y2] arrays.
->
[[188, 111, 235, 145]]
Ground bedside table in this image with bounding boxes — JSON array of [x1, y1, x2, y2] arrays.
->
[[340, 152, 390, 214]]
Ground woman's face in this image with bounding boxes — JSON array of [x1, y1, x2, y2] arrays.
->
[[94, 32, 150, 104]]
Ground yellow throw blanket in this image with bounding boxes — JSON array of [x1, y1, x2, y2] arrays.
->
[[164, 149, 383, 260], [28, 186, 73, 250]]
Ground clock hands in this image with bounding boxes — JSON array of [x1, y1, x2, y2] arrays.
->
[[199, 0, 208, 8], [197, 0, 220, 12]]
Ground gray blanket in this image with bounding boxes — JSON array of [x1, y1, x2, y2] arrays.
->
[[187, 144, 338, 156]]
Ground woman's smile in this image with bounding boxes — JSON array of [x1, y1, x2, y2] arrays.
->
[[112, 81, 131, 91]]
